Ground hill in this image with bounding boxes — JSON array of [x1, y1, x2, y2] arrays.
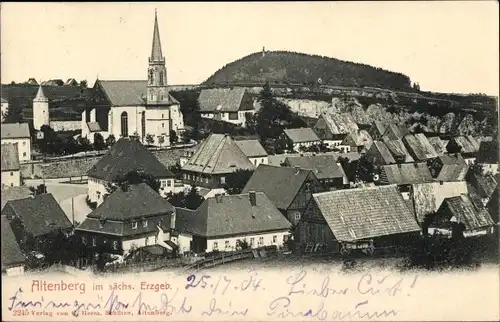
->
[[204, 50, 412, 90]]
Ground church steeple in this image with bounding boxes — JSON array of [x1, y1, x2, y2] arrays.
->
[[34, 84, 48, 102], [147, 10, 169, 105], [150, 9, 163, 62]]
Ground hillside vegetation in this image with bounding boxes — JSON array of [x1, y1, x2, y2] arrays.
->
[[204, 51, 412, 90]]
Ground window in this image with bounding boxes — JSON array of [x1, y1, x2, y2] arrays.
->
[[159, 93, 164, 100], [23, 142, 26, 146], [92, 237, 96, 246], [150, 92, 154, 101], [132, 221, 138, 229], [10, 172, 13, 176], [145, 237, 149, 246], [161, 114, 164, 119], [23, 152, 26, 157], [295, 213, 301, 221], [120, 112, 128, 137], [159, 71, 164, 85], [258, 237, 264, 246], [162, 123, 164, 128], [167, 180, 171, 187], [225, 241, 230, 249], [10, 183, 13, 187], [250, 238, 254, 246], [254, 159, 257, 165], [228, 112, 238, 120], [82, 236, 87, 245], [213, 242, 219, 250], [141, 111, 146, 139], [220, 176, 226, 185], [143, 220, 148, 228], [112, 241, 118, 250], [273, 236, 277, 243], [161, 180, 166, 188], [261, 159, 264, 163]]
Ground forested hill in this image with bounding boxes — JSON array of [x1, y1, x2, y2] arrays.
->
[[204, 51, 412, 90]]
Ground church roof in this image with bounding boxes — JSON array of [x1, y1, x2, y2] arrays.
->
[[150, 11, 163, 61], [95, 80, 179, 107], [34, 85, 48, 102]]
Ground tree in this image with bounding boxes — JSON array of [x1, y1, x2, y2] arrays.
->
[[169, 130, 178, 145], [355, 154, 376, 183], [77, 136, 91, 151], [145, 133, 155, 146], [111, 171, 161, 194], [29, 184, 47, 195], [168, 162, 183, 180], [223, 169, 254, 195], [2, 102, 24, 123], [79, 80, 88, 88], [166, 185, 204, 210], [93, 133, 106, 150], [105, 134, 116, 147], [158, 135, 165, 147]]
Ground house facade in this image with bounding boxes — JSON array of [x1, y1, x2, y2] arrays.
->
[[281, 128, 321, 151], [1, 144, 21, 187], [446, 136, 481, 165], [476, 140, 498, 174], [313, 113, 359, 147], [235, 139, 269, 167], [283, 155, 348, 190], [198, 88, 256, 127], [1, 216, 25, 276], [1, 123, 31, 162]]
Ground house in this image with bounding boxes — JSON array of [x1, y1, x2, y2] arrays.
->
[[365, 141, 397, 166], [381, 123, 410, 142], [403, 133, 438, 162], [26, 78, 38, 85], [313, 113, 358, 147], [41, 79, 64, 86], [428, 137, 447, 156], [198, 88, 255, 127], [428, 154, 469, 182], [1, 97, 8, 122], [385, 139, 414, 163], [1, 186, 33, 210], [241, 164, 324, 226], [475, 140, 498, 174], [64, 78, 78, 86], [425, 194, 495, 238], [1, 194, 73, 253], [341, 130, 373, 153], [86, 138, 176, 204], [1, 123, 31, 162], [446, 136, 480, 164], [281, 128, 321, 151], [81, 12, 184, 146], [173, 192, 292, 253], [299, 185, 421, 253], [234, 139, 268, 167], [466, 171, 497, 205], [75, 183, 175, 257], [182, 134, 255, 189], [1, 144, 21, 187], [378, 163, 434, 200], [1, 216, 25, 276], [367, 121, 388, 141], [283, 155, 348, 190], [486, 185, 499, 224]]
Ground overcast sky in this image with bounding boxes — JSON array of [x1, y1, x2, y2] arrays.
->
[[1, 2, 498, 95]]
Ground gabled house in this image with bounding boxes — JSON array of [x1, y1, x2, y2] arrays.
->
[[1, 186, 33, 210], [381, 123, 410, 142], [64, 78, 78, 86], [283, 155, 348, 190], [182, 134, 255, 189], [378, 163, 434, 200], [281, 128, 321, 151], [242, 164, 324, 226], [299, 185, 421, 253], [234, 139, 269, 167], [476, 140, 498, 174], [427, 137, 447, 156], [466, 171, 497, 205], [365, 141, 396, 166], [198, 88, 255, 127], [403, 133, 438, 162], [75, 183, 175, 257], [385, 139, 414, 163], [428, 154, 469, 182], [87, 138, 175, 204], [1, 216, 25, 276], [1, 123, 31, 162], [341, 130, 373, 153], [313, 113, 358, 147], [173, 192, 292, 253], [1, 194, 73, 253], [446, 136, 480, 164], [1, 144, 21, 187], [367, 121, 388, 141]]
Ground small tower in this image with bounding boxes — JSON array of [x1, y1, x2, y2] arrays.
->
[[147, 9, 170, 105], [33, 84, 49, 130], [262, 46, 266, 57]]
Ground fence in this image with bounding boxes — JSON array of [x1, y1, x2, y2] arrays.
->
[[101, 257, 182, 274]]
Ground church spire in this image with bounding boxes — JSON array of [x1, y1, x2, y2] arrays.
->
[[34, 84, 48, 102], [150, 9, 163, 61]]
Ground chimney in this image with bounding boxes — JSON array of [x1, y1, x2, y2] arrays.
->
[[249, 191, 257, 207], [215, 193, 222, 203]]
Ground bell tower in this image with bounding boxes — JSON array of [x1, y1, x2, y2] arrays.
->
[[33, 84, 49, 130], [147, 9, 169, 105]]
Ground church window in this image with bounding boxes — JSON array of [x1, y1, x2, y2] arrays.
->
[[159, 92, 163, 100], [149, 70, 154, 84], [162, 123, 164, 128], [141, 111, 146, 139], [121, 112, 128, 137], [159, 71, 164, 85], [150, 91, 154, 101]]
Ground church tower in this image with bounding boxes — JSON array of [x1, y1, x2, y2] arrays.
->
[[33, 84, 49, 130], [147, 10, 170, 105]]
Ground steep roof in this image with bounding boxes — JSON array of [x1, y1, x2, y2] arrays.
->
[[96, 80, 179, 106], [283, 128, 321, 143], [182, 134, 255, 174], [85, 183, 174, 221], [2, 194, 72, 237], [428, 137, 447, 155], [234, 139, 268, 158], [372, 121, 388, 137], [476, 140, 498, 164], [321, 113, 359, 135], [1, 123, 30, 139], [34, 85, 48, 102], [467, 172, 497, 199], [242, 164, 314, 210], [176, 192, 291, 238], [1, 216, 25, 269], [370, 141, 397, 164], [382, 123, 409, 141], [87, 138, 174, 181], [150, 11, 163, 61], [1, 144, 20, 171], [342, 130, 373, 147], [1, 186, 33, 210], [439, 194, 495, 230], [434, 154, 469, 182], [385, 139, 414, 163], [312, 185, 420, 242], [403, 133, 438, 161], [379, 163, 433, 185], [448, 136, 481, 154], [284, 155, 346, 181], [198, 88, 250, 112]]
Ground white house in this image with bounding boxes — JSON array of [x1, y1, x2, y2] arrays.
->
[[1, 144, 21, 188], [198, 88, 256, 127], [235, 139, 269, 167], [281, 128, 321, 151], [1, 123, 31, 162], [1, 97, 8, 122]]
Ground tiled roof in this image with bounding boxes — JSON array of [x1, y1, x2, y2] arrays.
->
[[242, 164, 314, 210], [198, 88, 250, 112], [87, 122, 102, 132], [370, 141, 397, 165], [379, 163, 434, 185], [371, 121, 388, 137], [449, 136, 480, 154], [342, 130, 373, 147], [2, 194, 72, 237], [385, 139, 414, 163], [182, 134, 255, 175], [87, 138, 174, 181], [434, 154, 468, 182], [1, 216, 25, 269], [312, 185, 420, 242], [321, 113, 359, 135], [234, 139, 268, 157], [1, 186, 33, 210], [403, 134, 438, 161], [86, 183, 174, 221], [34, 85, 48, 102], [283, 128, 321, 143], [476, 140, 498, 164], [1, 123, 30, 139], [382, 124, 409, 141], [440, 194, 495, 230], [1, 144, 20, 171], [467, 173, 497, 199], [284, 155, 346, 181], [96, 80, 179, 106], [176, 192, 291, 238], [76, 214, 170, 237], [428, 137, 447, 155]]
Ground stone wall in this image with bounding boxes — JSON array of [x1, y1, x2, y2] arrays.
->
[[50, 120, 81, 132]]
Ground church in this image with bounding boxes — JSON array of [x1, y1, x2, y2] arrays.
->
[[81, 11, 184, 146]]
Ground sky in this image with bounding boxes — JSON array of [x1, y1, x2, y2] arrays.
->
[[1, 2, 499, 95]]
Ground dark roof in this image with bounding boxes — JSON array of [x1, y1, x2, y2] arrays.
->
[[1, 186, 33, 210], [283, 128, 321, 143], [2, 194, 72, 237], [87, 138, 174, 181], [284, 155, 346, 181], [379, 163, 434, 185], [385, 139, 414, 163], [242, 164, 314, 210], [320, 113, 359, 135], [403, 134, 438, 161], [312, 185, 420, 242], [1, 144, 20, 171], [87, 122, 102, 132], [428, 137, 447, 155], [182, 134, 255, 174], [372, 121, 388, 137], [176, 192, 291, 238], [1, 123, 30, 139], [486, 185, 499, 223], [342, 130, 373, 147], [85, 183, 174, 221], [476, 140, 498, 164], [234, 140, 268, 157], [96, 80, 179, 106], [1, 216, 25, 269], [370, 141, 396, 164], [448, 136, 480, 154], [467, 173, 497, 199], [198, 88, 251, 112], [382, 123, 410, 141], [439, 194, 495, 230], [435, 154, 469, 182]]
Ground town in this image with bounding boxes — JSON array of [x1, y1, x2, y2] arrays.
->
[[1, 11, 499, 277]]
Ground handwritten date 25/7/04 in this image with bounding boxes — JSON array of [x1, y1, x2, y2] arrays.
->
[[185, 273, 263, 295]]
